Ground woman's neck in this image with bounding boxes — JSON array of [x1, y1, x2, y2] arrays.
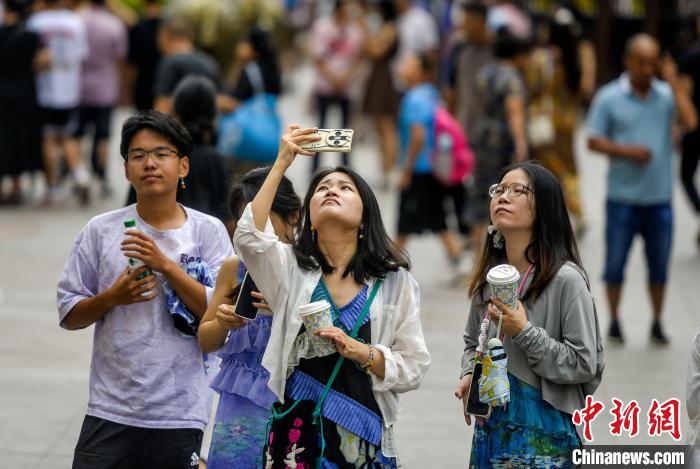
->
[[135, 196, 185, 230], [317, 229, 357, 274], [504, 230, 532, 274]]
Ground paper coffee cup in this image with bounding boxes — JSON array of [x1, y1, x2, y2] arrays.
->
[[486, 264, 520, 309], [298, 300, 336, 356], [298, 300, 333, 333]]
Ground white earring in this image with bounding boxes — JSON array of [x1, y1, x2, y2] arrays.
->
[[487, 224, 504, 249]]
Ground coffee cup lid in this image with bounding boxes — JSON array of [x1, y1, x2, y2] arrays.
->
[[298, 300, 331, 316], [486, 264, 520, 285]]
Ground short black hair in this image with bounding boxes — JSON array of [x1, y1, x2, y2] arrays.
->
[[160, 14, 194, 41], [120, 110, 194, 160], [228, 166, 301, 224], [461, 1, 487, 16], [293, 166, 410, 283]]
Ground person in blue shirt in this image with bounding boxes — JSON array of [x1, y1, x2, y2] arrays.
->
[[395, 52, 463, 279], [587, 33, 697, 345]]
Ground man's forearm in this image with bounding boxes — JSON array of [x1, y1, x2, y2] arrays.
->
[[161, 261, 207, 319], [62, 291, 116, 330], [588, 136, 645, 160], [670, 79, 698, 131]]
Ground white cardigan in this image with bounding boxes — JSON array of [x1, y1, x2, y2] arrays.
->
[[233, 203, 430, 456]]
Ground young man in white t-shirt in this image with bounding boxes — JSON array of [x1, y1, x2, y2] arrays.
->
[[28, 0, 90, 205], [57, 111, 233, 467]]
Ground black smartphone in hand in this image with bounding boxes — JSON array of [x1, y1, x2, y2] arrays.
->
[[465, 361, 492, 418], [234, 272, 259, 321]]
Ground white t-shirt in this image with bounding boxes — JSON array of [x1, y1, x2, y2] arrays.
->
[[28, 9, 88, 109], [394, 6, 439, 90], [396, 6, 439, 60]]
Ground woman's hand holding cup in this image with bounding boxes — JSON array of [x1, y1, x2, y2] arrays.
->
[[487, 297, 528, 337]]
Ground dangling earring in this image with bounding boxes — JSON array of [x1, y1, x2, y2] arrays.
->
[[359, 224, 364, 240], [487, 224, 504, 249], [180, 177, 186, 190], [311, 226, 317, 244]]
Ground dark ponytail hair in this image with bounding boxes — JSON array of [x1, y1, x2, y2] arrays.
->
[[173, 75, 217, 146], [469, 161, 588, 304], [228, 166, 301, 225], [293, 166, 410, 283]]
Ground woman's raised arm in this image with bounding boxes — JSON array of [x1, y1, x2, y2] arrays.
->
[[251, 125, 318, 231]]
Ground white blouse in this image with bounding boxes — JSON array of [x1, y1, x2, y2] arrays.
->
[[233, 203, 431, 457]]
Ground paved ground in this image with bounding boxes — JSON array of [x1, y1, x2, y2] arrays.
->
[[1, 64, 700, 468]]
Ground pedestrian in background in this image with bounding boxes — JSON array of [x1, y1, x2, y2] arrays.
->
[[0, 0, 47, 205], [310, 0, 363, 173], [28, 0, 90, 205], [526, 7, 595, 236], [395, 52, 465, 281], [445, 0, 493, 242], [678, 26, 700, 250], [468, 29, 530, 255], [154, 14, 219, 114], [172, 76, 233, 234], [456, 162, 603, 467], [587, 34, 698, 344], [361, 0, 401, 189], [75, 0, 127, 199], [126, 0, 162, 112]]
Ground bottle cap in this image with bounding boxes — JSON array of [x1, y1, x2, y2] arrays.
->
[[124, 219, 136, 228]]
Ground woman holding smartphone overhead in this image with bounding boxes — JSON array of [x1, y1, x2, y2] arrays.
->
[[198, 167, 301, 468], [455, 162, 604, 468], [233, 125, 430, 468]]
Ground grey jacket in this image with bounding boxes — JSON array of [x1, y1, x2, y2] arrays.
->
[[461, 262, 604, 426]]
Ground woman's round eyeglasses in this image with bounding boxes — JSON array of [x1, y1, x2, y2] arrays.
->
[[488, 182, 534, 199]]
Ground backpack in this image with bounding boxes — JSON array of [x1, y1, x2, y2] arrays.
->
[[431, 106, 475, 186]]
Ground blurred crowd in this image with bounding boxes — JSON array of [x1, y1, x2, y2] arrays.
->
[[1, 0, 700, 253]]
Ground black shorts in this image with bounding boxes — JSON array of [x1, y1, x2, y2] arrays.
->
[[73, 106, 114, 139], [41, 107, 79, 135], [398, 173, 448, 235], [72, 415, 203, 469]]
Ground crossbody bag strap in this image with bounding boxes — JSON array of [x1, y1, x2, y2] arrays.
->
[[315, 279, 383, 415]]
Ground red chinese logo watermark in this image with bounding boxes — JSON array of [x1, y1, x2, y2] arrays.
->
[[573, 397, 681, 442]]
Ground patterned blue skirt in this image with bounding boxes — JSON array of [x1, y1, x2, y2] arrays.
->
[[470, 374, 581, 468]]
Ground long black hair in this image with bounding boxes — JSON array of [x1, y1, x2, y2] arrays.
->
[[469, 161, 588, 304], [293, 166, 410, 283], [228, 166, 300, 224], [247, 26, 281, 95]]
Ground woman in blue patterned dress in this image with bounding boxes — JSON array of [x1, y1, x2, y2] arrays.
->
[[456, 162, 604, 468], [198, 167, 301, 468]]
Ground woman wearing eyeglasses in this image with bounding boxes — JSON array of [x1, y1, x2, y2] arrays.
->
[[455, 161, 604, 467]]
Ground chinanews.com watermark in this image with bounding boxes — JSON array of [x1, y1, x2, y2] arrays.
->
[[571, 446, 690, 467], [570, 396, 693, 467]]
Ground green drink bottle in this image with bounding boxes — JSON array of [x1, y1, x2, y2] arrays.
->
[[124, 219, 153, 280]]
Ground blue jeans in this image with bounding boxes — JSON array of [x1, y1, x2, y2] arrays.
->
[[604, 200, 673, 285]]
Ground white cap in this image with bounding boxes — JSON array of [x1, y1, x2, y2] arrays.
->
[[486, 264, 520, 285], [298, 300, 331, 316]]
